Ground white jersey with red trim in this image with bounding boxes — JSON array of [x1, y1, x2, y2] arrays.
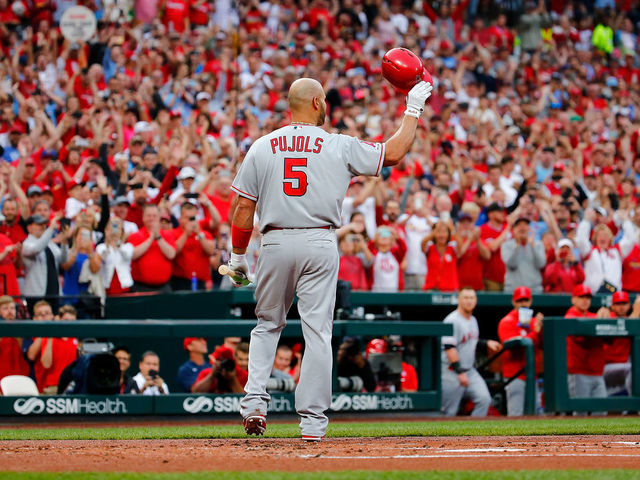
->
[[231, 124, 385, 231]]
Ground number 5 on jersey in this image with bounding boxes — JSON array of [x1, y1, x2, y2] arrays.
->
[[283, 157, 308, 196]]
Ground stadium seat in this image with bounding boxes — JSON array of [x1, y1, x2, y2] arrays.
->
[[0, 376, 39, 396]]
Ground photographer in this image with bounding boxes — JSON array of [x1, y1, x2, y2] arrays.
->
[[336, 337, 376, 393], [192, 346, 246, 393], [132, 351, 169, 395]]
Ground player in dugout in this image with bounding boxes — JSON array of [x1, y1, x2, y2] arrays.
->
[[497, 286, 543, 416]]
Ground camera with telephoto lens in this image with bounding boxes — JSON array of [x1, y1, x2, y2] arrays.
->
[[265, 377, 296, 392], [338, 376, 364, 392], [148, 369, 159, 380]]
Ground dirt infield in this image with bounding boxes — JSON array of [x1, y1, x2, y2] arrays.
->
[[1, 435, 639, 472]]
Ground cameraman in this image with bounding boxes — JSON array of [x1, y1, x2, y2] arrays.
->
[[132, 351, 169, 395], [337, 337, 376, 392], [192, 346, 246, 393]]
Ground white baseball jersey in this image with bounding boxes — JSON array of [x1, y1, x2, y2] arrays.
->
[[231, 124, 385, 230], [441, 309, 479, 370], [404, 214, 430, 275]]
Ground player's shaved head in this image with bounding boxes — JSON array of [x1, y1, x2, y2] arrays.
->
[[288, 78, 326, 126]]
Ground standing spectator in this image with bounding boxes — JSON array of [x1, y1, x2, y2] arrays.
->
[[113, 346, 138, 394], [603, 292, 639, 396], [0, 296, 30, 387], [132, 351, 169, 395], [337, 232, 371, 291], [170, 201, 215, 291], [96, 217, 134, 295], [455, 211, 490, 291], [480, 203, 509, 291], [501, 217, 546, 293], [22, 214, 67, 313], [441, 287, 502, 416], [111, 196, 139, 238], [517, 0, 551, 53], [565, 285, 611, 408], [128, 204, 177, 292], [61, 225, 101, 312], [422, 221, 459, 292], [0, 231, 19, 296], [403, 193, 431, 291], [497, 286, 543, 416], [177, 337, 211, 393], [543, 238, 585, 293], [576, 208, 622, 294], [369, 226, 407, 292]]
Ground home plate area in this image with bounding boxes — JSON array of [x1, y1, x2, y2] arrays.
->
[[1, 436, 640, 472]]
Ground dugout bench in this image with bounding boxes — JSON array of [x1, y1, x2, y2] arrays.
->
[[0, 319, 452, 417]]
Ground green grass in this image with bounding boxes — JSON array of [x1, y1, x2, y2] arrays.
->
[[1, 417, 639, 441], [0, 472, 639, 480]]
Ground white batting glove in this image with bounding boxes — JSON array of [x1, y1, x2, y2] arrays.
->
[[404, 81, 433, 118], [228, 253, 250, 287]]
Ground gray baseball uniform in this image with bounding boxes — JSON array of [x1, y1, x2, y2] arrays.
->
[[440, 310, 491, 416], [232, 123, 385, 437]]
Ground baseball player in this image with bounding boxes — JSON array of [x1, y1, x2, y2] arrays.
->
[[441, 287, 502, 416], [565, 285, 611, 408], [497, 286, 543, 416], [603, 291, 639, 395], [228, 77, 433, 440]]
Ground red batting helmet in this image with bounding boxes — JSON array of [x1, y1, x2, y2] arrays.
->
[[381, 48, 432, 95], [365, 338, 388, 358]]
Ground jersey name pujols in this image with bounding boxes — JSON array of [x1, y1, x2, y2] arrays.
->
[[269, 135, 324, 154]]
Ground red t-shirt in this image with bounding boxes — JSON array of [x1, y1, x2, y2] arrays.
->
[[170, 227, 213, 281], [128, 228, 177, 285], [603, 311, 631, 364], [125, 203, 145, 229], [0, 233, 19, 296], [34, 337, 78, 392], [163, 0, 189, 32], [457, 239, 486, 291], [564, 306, 604, 376], [543, 261, 586, 293], [497, 309, 541, 380], [189, 0, 210, 25], [480, 223, 507, 284], [194, 366, 248, 392], [0, 337, 30, 385], [423, 244, 458, 292], [0, 219, 27, 245]]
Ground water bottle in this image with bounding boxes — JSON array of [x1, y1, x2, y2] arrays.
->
[[191, 272, 198, 291]]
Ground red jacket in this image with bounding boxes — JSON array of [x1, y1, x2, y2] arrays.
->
[[543, 261, 585, 293], [603, 310, 631, 364], [565, 306, 604, 376], [497, 309, 541, 380], [622, 244, 640, 292]]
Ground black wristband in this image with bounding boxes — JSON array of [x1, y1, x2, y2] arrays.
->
[[450, 361, 464, 374]]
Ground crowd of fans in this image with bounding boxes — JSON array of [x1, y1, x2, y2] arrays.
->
[[1, 0, 637, 301]]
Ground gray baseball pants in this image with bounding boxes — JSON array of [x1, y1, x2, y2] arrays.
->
[[240, 228, 339, 437], [441, 367, 491, 416]]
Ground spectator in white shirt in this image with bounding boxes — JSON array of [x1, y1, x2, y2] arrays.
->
[[133, 351, 169, 395]]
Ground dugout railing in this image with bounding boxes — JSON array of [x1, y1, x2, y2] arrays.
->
[[0, 319, 452, 417], [543, 316, 640, 413]]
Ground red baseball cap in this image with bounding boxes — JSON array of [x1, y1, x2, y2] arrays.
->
[[572, 285, 592, 297], [552, 161, 565, 171], [513, 286, 532, 301], [183, 337, 204, 350], [612, 291, 630, 304]]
